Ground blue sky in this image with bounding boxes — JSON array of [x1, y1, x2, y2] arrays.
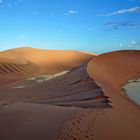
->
[[0, 0, 140, 54]]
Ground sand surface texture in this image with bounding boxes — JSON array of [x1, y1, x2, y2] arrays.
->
[[0, 48, 140, 140]]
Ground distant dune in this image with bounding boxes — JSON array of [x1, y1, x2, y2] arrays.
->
[[0, 47, 94, 86], [0, 48, 140, 140], [1, 47, 94, 74]]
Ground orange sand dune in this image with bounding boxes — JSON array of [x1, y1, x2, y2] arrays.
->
[[1, 47, 95, 75], [0, 47, 94, 86], [87, 50, 140, 140]]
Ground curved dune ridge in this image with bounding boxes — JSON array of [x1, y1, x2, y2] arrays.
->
[[0, 47, 94, 86], [86, 50, 140, 140], [87, 50, 140, 107], [0, 48, 140, 140], [1, 47, 95, 75]]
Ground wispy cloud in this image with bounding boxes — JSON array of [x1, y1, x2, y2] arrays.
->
[[119, 43, 123, 47], [100, 7, 140, 16], [64, 10, 78, 16], [119, 40, 140, 49], [0, 0, 24, 8], [69, 10, 78, 14], [104, 21, 140, 30], [129, 0, 140, 2], [128, 40, 140, 48]]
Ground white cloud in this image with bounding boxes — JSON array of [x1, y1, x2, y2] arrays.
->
[[131, 40, 136, 44], [0, 0, 24, 8], [119, 43, 123, 47], [69, 10, 78, 14], [129, 0, 140, 2], [100, 7, 140, 16], [128, 40, 140, 48], [64, 10, 78, 16], [104, 21, 140, 30]]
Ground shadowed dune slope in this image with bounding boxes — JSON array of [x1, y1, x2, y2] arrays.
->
[[0, 58, 39, 86], [0, 63, 110, 109]]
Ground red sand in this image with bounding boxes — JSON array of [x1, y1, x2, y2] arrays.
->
[[87, 50, 140, 140], [0, 48, 140, 140]]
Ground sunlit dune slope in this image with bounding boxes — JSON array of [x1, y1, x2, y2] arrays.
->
[[87, 50, 140, 137], [87, 50, 140, 101], [0, 47, 95, 86], [1, 47, 95, 75]]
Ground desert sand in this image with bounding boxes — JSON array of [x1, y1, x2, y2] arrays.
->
[[87, 50, 140, 140], [0, 48, 140, 140]]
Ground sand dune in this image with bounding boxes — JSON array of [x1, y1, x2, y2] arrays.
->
[[1, 47, 94, 75], [87, 50, 140, 140], [0, 48, 140, 140], [87, 50, 140, 107], [0, 47, 99, 140], [0, 47, 94, 87]]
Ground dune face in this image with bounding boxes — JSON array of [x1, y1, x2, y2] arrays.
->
[[88, 50, 140, 87], [87, 50, 140, 140], [87, 50, 140, 106], [0, 47, 94, 87], [0, 63, 110, 109], [1, 47, 94, 75]]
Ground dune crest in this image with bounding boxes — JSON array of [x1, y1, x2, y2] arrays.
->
[[0, 47, 95, 86], [87, 50, 140, 140], [87, 50, 140, 106], [1, 47, 95, 75]]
